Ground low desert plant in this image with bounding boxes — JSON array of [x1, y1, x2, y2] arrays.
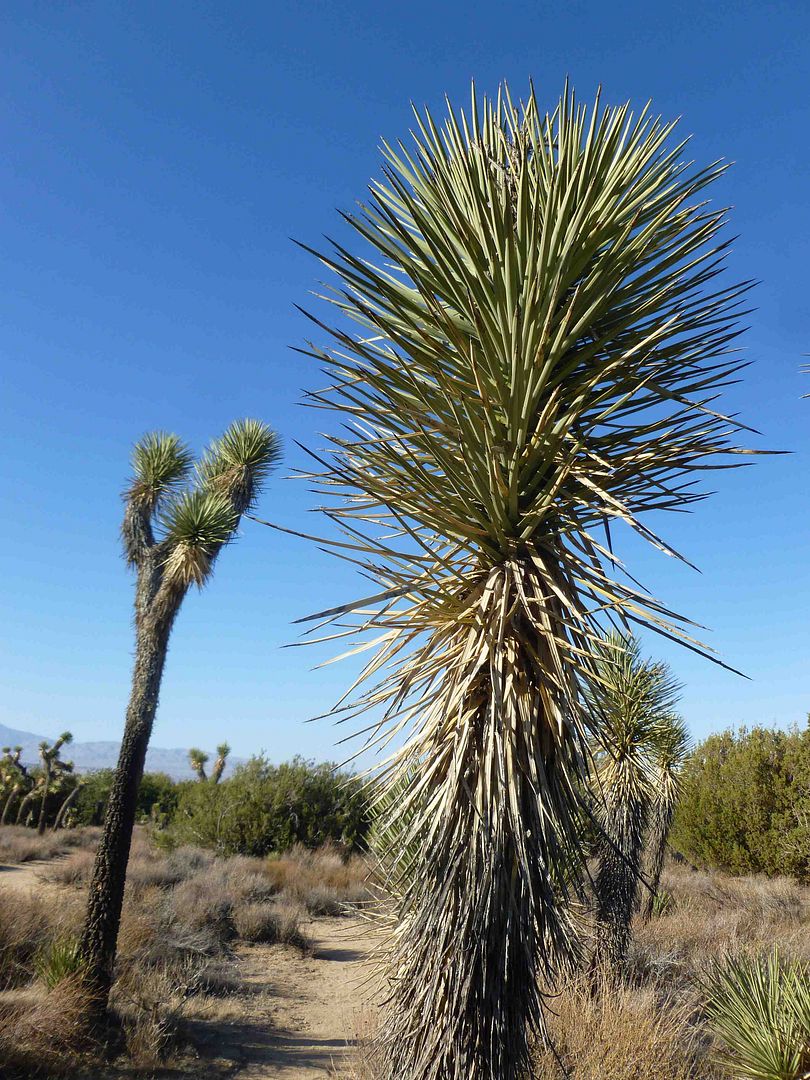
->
[[34, 935, 85, 989], [702, 950, 810, 1080], [233, 898, 310, 949]]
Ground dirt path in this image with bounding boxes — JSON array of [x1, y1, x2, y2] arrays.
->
[[195, 916, 378, 1079], [0, 862, 379, 1078], [0, 860, 59, 892]]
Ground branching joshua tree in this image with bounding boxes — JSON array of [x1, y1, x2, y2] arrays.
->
[[640, 713, 690, 921], [286, 84, 760, 1079], [211, 742, 230, 783], [588, 634, 681, 972], [79, 419, 280, 1011], [188, 747, 209, 781], [36, 732, 73, 835]]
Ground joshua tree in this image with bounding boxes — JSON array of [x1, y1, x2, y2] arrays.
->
[[53, 778, 85, 831], [79, 419, 280, 1010], [639, 714, 690, 921], [36, 732, 73, 835], [211, 742, 230, 784], [291, 84, 756, 1079], [588, 634, 681, 972], [188, 747, 209, 781], [1, 778, 24, 826], [16, 776, 44, 826]]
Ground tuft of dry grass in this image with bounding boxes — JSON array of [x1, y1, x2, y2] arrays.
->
[[0, 976, 97, 1077], [0, 825, 99, 866], [233, 898, 311, 949], [533, 977, 718, 1079], [264, 843, 371, 912]]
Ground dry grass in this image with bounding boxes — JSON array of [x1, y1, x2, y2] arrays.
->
[[0, 976, 97, 1077], [0, 825, 100, 866], [0, 831, 367, 1076]]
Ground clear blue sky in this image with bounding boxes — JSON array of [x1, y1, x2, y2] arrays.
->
[[1, 1, 808, 764]]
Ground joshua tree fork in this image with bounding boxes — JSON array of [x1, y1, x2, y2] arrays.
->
[[79, 419, 280, 1011], [36, 732, 73, 835]]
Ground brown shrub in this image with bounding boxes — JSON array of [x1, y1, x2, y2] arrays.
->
[[533, 978, 717, 1079], [0, 890, 82, 990], [0, 826, 98, 866], [233, 898, 311, 950], [264, 844, 371, 911]]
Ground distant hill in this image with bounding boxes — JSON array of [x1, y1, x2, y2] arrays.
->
[[0, 722, 243, 781]]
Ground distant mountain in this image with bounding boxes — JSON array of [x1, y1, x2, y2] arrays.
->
[[0, 722, 243, 781]]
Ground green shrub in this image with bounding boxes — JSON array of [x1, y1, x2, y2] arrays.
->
[[34, 937, 85, 990], [166, 756, 370, 856], [670, 723, 810, 881]]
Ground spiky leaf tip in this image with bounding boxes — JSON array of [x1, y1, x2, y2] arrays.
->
[[197, 419, 281, 512], [161, 490, 238, 586], [128, 432, 194, 511]]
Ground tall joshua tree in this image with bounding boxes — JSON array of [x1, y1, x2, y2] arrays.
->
[[211, 742, 230, 783], [640, 713, 689, 921], [588, 634, 681, 972], [36, 731, 73, 835], [290, 84, 758, 1078], [188, 747, 209, 781], [79, 419, 280, 1009]]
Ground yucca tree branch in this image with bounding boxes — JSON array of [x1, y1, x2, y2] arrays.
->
[[290, 83, 762, 1079], [80, 419, 280, 1011]]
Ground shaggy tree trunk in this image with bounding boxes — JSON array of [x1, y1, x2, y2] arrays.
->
[[639, 801, 673, 922], [37, 773, 51, 835], [79, 610, 175, 1005], [53, 784, 82, 831], [593, 801, 646, 974], [1, 791, 17, 826], [15, 789, 37, 826]]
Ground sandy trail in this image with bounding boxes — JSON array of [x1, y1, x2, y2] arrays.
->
[[0, 861, 379, 1078], [0, 860, 59, 892], [198, 916, 378, 1078]]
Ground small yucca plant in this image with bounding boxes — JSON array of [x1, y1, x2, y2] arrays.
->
[[702, 950, 810, 1080], [588, 633, 683, 972], [35, 937, 85, 990]]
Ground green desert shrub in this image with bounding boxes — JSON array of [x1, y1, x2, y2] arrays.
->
[[671, 724, 810, 881], [167, 756, 370, 856], [34, 936, 85, 990]]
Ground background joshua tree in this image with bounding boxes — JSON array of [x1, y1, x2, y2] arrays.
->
[[588, 634, 681, 973], [79, 419, 280, 1011], [211, 742, 230, 784], [640, 713, 690, 921], [36, 731, 73, 835], [53, 777, 85, 831], [188, 747, 209, 781], [291, 83, 757, 1079], [1, 746, 29, 825], [15, 776, 43, 826]]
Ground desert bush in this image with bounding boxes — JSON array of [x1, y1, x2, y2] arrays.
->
[[701, 950, 810, 1080], [33, 935, 84, 989], [168, 756, 371, 856], [264, 843, 371, 910], [0, 889, 82, 990], [671, 723, 810, 881], [71, 768, 180, 827], [533, 976, 715, 1079], [232, 898, 310, 949]]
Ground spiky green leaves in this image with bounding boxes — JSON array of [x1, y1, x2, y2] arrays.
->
[[128, 433, 193, 512], [162, 491, 238, 586], [702, 951, 810, 1080], [295, 84, 757, 1080], [122, 419, 279, 592], [198, 419, 281, 515]]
